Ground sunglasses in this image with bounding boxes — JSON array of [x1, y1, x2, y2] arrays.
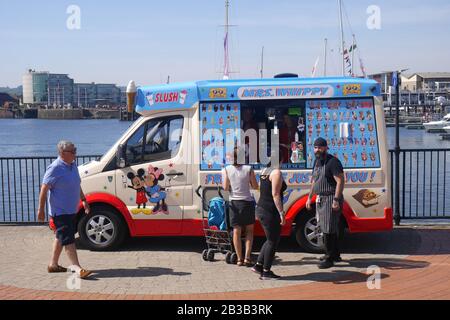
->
[[63, 148, 77, 154]]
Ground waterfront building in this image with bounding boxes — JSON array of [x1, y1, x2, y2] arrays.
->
[[73, 83, 97, 107], [47, 73, 74, 107], [369, 71, 450, 107], [22, 70, 123, 108], [22, 70, 49, 104]]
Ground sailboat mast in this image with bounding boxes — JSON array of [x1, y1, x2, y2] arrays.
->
[[351, 34, 356, 77], [323, 38, 327, 77], [223, 0, 230, 80], [260, 46, 264, 79], [338, 0, 345, 76]]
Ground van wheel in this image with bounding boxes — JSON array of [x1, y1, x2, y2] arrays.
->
[[294, 209, 325, 253], [78, 205, 126, 251]]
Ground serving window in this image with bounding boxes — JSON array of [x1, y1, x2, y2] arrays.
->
[[199, 97, 380, 170]]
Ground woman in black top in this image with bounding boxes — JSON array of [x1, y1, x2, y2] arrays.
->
[[252, 166, 287, 280]]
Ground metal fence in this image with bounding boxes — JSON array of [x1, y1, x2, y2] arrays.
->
[[0, 156, 99, 223], [1, 150, 450, 223], [390, 149, 450, 220]]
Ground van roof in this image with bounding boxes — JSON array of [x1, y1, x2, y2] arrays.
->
[[136, 77, 380, 114]]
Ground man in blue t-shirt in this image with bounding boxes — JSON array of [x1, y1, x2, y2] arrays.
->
[[37, 141, 92, 279]]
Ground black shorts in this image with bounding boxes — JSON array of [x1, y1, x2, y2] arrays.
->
[[52, 214, 77, 246], [229, 200, 255, 227]]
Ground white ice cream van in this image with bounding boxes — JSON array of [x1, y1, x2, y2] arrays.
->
[[77, 76, 392, 252]]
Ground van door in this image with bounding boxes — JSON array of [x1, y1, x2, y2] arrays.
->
[[115, 112, 189, 235]]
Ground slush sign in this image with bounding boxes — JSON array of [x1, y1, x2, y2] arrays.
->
[[237, 85, 334, 100]]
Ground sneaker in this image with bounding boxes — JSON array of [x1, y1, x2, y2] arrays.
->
[[319, 255, 342, 262], [318, 259, 334, 269], [260, 270, 281, 280], [251, 263, 263, 274]]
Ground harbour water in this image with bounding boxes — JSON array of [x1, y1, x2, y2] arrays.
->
[[1, 119, 450, 157], [1, 119, 449, 222]]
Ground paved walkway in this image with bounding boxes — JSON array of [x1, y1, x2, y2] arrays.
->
[[0, 225, 449, 300]]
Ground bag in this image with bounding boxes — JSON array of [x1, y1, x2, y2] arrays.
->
[[208, 197, 227, 231]]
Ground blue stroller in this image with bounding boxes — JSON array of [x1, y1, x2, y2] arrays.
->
[[195, 186, 238, 264]]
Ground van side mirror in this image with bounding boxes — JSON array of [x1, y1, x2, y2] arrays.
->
[[116, 144, 127, 168]]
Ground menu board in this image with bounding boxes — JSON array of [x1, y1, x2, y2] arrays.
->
[[200, 103, 241, 170], [305, 98, 380, 168]]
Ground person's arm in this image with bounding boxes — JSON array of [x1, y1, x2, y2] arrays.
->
[[80, 188, 90, 214], [37, 184, 50, 222], [332, 173, 345, 211], [270, 169, 286, 226], [249, 169, 259, 190], [331, 159, 345, 211], [222, 168, 230, 191], [306, 162, 316, 210]]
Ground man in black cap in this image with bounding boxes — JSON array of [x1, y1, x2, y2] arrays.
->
[[306, 137, 345, 269]]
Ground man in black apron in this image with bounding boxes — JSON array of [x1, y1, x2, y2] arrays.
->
[[306, 137, 345, 269]]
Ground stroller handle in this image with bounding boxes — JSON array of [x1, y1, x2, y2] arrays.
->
[[195, 185, 224, 199], [195, 185, 202, 199]]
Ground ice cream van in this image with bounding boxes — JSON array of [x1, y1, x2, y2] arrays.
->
[[76, 75, 392, 252]]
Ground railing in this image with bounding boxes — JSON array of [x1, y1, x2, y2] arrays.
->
[[0, 155, 99, 223], [1, 150, 450, 224], [390, 149, 450, 220]]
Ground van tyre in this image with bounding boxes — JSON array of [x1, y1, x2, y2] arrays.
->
[[78, 205, 126, 251], [294, 209, 325, 253]]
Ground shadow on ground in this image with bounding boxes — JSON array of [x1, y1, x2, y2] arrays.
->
[[86, 267, 191, 280], [275, 256, 430, 270], [76, 227, 450, 256], [279, 270, 390, 284]]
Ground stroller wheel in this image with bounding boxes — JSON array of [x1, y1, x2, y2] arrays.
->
[[207, 249, 215, 261], [225, 252, 232, 264], [202, 249, 209, 261], [230, 253, 238, 265]]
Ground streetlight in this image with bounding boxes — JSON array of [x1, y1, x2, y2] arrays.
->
[[393, 68, 409, 226]]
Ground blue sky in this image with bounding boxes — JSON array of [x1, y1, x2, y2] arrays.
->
[[1, 0, 449, 87]]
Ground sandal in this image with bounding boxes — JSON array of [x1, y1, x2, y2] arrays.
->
[[47, 265, 67, 273], [244, 259, 254, 267], [236, 260, 244, 266], [79, 269, 92, 279]]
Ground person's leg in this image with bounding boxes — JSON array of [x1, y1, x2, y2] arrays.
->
[[65, 243, 82, 272], [254, 212, 268, 269], [329, 233, 339, 260], [49, 238, 63, 268], [233, 226, 243, 263], [262, 221, 281, 272], [319, 233, 334, 268], [244, 224, 254, 263]]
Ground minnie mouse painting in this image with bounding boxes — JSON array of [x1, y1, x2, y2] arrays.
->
[[144, 165, 168, 214], [127, 169, 148, 209]]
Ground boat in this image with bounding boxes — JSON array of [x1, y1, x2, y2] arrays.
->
[[423, 113, 450, 132], [443, 125, 450, 134]]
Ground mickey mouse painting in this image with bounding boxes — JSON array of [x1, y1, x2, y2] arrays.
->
[[127, 169, 148, 209], [144, 165, 168, 214]]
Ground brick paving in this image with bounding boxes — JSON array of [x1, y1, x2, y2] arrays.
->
[[0, 224, 449, 300]]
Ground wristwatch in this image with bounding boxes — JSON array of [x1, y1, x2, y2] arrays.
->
[[333, 197, 341, 202]]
